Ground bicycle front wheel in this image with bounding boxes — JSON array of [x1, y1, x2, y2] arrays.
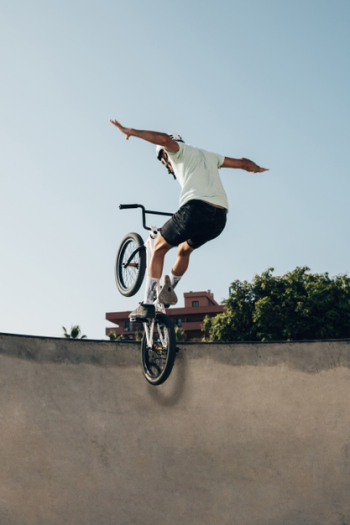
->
[[141, 313, 176, 386], [115, 232, 146, 297]]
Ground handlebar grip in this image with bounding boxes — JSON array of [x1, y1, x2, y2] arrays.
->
[[119, 204, 142, 210]]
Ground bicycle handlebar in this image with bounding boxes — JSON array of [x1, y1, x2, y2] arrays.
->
[[119, 204, 173, 231], [119, 204, 140, 210]]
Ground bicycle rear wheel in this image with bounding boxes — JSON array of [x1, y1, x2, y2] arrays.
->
[[141, 313, 176, 385], [115, 232, 146, 297]]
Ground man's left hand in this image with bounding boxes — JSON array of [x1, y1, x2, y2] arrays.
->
[[242, 158, 269, 173]]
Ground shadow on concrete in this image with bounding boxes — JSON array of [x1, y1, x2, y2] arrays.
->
[[146, 348, 188, 406]]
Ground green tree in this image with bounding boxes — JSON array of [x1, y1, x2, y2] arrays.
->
[[134, 330, 143, 342], [202, 267, 350, 342], [62, 325, 87, 339], [175, 326, 186, 342], [108, 332, 135, 341]]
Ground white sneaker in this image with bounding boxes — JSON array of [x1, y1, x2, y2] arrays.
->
[[158, 275, 177, 306]]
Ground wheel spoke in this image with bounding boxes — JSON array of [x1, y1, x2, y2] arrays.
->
[[141, 314, 176, 385], [118, 238, 142, 292]]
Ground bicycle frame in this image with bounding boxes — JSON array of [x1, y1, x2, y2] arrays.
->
[[119, 204, 174, 348]]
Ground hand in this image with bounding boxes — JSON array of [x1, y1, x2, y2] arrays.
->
[[242, 158, 269, 173], [109, 119, 132, 140]]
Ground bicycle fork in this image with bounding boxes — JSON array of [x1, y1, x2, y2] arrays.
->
[[143, 281, 167, 349], [143, 317, 169, 349], [141, 229, 169, 349], [143, 319, 155, 348]]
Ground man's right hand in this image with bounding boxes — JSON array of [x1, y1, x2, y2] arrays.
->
[[109, 119, 180, 153], [109, 119, 133, 140]]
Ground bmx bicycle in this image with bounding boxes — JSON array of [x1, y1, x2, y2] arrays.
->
[[115, 204, 177, 386]]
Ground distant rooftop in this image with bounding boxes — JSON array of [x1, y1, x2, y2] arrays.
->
[[106, 290, 224, 341]]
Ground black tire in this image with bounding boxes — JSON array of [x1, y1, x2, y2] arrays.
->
[[141, 313, 176, 386], [115, 232, 146, 297]]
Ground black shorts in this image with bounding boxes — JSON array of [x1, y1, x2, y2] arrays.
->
[[160, 199, 227, 250]]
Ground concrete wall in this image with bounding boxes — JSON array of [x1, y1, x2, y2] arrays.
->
[[1, 332, 350, 525]]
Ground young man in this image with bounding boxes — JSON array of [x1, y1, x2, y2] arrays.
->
[[110, 118, 268, 320]]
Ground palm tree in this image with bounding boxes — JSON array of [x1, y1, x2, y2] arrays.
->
[[62, 325, 87, 339]]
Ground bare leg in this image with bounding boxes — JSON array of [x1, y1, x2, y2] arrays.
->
[[148, 234, 173, 279], [172, 241, 194, 277]]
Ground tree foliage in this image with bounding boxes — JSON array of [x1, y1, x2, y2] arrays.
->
[[202, 267, 350, 342], [175, 326, 186, 342], [62, 325, 87, 339]]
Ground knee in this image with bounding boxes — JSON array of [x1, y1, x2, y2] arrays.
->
[[153, 237, 172, 256], [178, 242, 193, 257]]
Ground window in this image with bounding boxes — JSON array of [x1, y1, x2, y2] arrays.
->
[[175, 318, 182, 327], [192, 301, 199, 307], [124, 321, 134, 332], [124, 321, 142, 332]]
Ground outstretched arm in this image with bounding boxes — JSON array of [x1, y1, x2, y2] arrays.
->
[[222, 157, 268, 173], [109, 119, 179, 153]]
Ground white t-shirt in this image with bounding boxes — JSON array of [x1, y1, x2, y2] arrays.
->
[[167, 142, 229, 211]]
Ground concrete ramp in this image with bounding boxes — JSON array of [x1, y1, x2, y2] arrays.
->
[[1, 333, 350, 525]]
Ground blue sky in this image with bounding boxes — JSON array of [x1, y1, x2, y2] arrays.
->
[[1, 0, 349, 339]]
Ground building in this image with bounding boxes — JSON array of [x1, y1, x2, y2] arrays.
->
[[106, 290, 224, 341]]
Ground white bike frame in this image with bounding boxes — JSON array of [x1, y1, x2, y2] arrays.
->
[[143, 226, 168, 349], [119, 203, 173, 350]]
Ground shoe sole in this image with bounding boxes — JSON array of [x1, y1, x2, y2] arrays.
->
[[158, 275, 178, 305]]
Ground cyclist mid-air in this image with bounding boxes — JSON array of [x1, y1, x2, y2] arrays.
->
[[110, 118, 268, 321]]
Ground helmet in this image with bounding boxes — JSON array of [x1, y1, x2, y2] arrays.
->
[[156, 133, 184, 160], [168, 133, 184, 143]]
